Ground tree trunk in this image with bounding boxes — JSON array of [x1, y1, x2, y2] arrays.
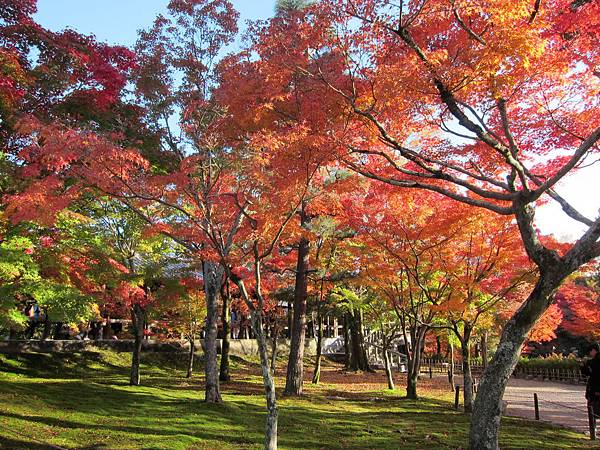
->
[[250, 308, 278, 449], [469, 270, 566, 449], [406, 326, 426, 399], [187, 338, 195, 378], [220, 282, 231, 382], [384, 350, 395, 390], [461, 327, 473, 413], [348, 310, 367, 371], [284, 217, 310, 396], [130, 303, 144, 386], [270, 332, 278, 374], [436, 335, 441, 358], [407, 372, 418, 399], [481, 331, 488, 370], [312, 314, 323, 384], [343, 314, 350, 369], [449, 341, 455, 390], [203, 261, 224, 403]]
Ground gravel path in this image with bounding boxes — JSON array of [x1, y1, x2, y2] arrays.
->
[[503, 377, 591, 435]]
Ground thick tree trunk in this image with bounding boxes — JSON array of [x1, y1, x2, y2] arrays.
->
[[406, 326, 426, 399], [461, 335, 473, 413], [407, 372, 418, 399], [130, 303, 144, 386], [284, 222, 310, 396], [187, 338, 195, 378], [469, 271, 566, 449], [348, 310, 369, 371], [312, 314, 323, 384], [203, 261, 224, 403], [220, 282, 231, 382], [384, 350, 395, 390]]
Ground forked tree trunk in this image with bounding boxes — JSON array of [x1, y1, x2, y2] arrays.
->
[[187, 338, 195, 378], [130, 303, 144, 386], [284, 226, 310, 396], [312, 314, 323, 384], [203, 261, 224, 403], [470, 270, 567, 449], [384, 350, 395, 390], [220, 282, 231, 382]]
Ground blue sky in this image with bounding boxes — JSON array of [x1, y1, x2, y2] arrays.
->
[[34, 0, 276, 47]]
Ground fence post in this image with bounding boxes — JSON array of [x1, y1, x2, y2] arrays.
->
[[588, 405, 596, 440], [429, 366, 433, 379], [534, 393, 539, 420], [454, 385, 461, 410]]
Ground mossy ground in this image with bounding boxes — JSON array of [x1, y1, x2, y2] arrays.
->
[[0, 350, 597, 449]]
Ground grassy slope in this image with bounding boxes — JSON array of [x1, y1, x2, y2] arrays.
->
[[0, 350, 598, 450]]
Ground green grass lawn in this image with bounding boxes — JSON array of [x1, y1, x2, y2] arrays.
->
[[0, 350, 598, 450]]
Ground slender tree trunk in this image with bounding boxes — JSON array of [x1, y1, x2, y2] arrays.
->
[[203, 261, 224, 403], [284, 211, 310, 396], [461, 326, 473, 413], [220, 281, 231, 382], [270, 331, 278, 374], [130, 303, 144, 386], [343, 314, 350, 369], [187, 338, 195, 378], [250, 310, 278, 449], [436, 335, 441, 359], [481, 331, 488, 370], [312, 313, 323, 384], [470, 270, 566, 449], [449, 341, 455, 390], [384, 349, 395, 390]]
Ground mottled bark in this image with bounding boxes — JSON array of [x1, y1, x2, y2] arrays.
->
[[203, 261, 224, 403], [130, 303, 144, 386], [251, 310, 278, 449], [470, 270, 566, 449]]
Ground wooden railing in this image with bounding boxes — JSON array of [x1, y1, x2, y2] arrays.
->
[[513, 365, 587, 384]]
